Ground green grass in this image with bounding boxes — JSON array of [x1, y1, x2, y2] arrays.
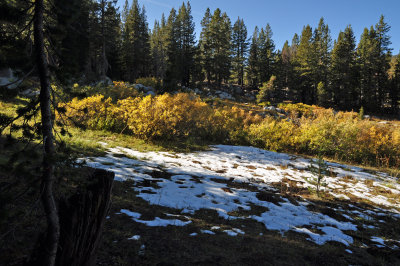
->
[[62, 126, 211, 157]]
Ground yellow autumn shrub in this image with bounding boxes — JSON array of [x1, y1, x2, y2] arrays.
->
[[59, 95, 122, 131], [247, 107, 400, 167], [211, 106, 263, 143], [59, 92, 400, 167], [118, 93, 214, 140], [247, 117, 297, 152]]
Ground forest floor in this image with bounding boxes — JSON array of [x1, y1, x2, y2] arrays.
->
[[89, 143, 400, 265]]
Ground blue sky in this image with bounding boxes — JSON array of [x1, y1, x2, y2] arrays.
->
[[117, 0, 400, 53]]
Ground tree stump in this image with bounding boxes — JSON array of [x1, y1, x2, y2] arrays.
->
[[55, 168, 114, 266]]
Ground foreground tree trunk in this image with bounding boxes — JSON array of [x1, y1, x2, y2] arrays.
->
[[34, 0, 60, 265]]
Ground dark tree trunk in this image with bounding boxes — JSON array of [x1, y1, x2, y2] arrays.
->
[[34, 0, 60, 265], [100, 0, 108, 78], [56, 169, 114, 266]]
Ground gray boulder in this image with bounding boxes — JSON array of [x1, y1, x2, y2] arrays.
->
[[134, 84, 145, 90], [216, 90, 234, 100], [145, 90, 156, 96], [0, 68, 20, 89], [264, 106, 276, 112]]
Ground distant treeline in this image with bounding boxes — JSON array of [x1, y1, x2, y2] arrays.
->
[[1, 0, 399, 113]]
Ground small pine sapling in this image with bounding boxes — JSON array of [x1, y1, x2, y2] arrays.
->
[[308, 154, 329, 197]]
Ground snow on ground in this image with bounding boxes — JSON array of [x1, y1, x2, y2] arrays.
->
[[128, 235, 141, 240], [120, 209, 191, 227], [85, 144, 400, 248]]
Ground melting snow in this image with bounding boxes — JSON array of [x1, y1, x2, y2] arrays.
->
[[120, 209, 191, 227], [371, 236, 385, 246], [201, 230, 215, 235], [86, 144, 400, 247], [128, 235, 141, 240]]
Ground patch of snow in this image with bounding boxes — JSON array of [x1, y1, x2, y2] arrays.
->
[[128, 235, 141, 240], [224, 230, 239, 236], [120, 209, 141, 219], [121, 209, 191, 227], [232, 228, 245, 234], [134, 217, 191, 227], [190, 232, 198, 236], [329, 192, 350, 200], [371, 236, 385, 245], [97, 141, 108, 147], [86, 144, 400, 247], [201, 230, 215, 235], [294, 226, 353, 246], [139, 244, 145, 256]]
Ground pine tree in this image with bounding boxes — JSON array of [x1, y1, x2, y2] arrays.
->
[[374, 15, 392, 110], [164, 8, 179, 89], [52, 0, 90, 82], [121, 0, 151, 82], [257, 75, 278, 103], [0, 0, 33, 72], [121, 0, 129, 26], [389, 53, 400, 110], [313, 18, 331, 105], [200, 8, 231, 86], [291, 33, 300, 56], [139, 5, 151, 77], [215, 10, 232, 85], [330, 25, 358, 109], [231, 17, 248, 87], [247, 27, 259, 87], [80, 0, 123, 81], [277, 40, 295, 101], [288, 33, 301, 101], [258, 24, 275, 84], [296, 25, 314, 103], [103, 1, 123, 80], [199, 8, 212, 84], [357, 27, 380, 111], [176, 2, 196, 86], [150, 19, 167, 80]]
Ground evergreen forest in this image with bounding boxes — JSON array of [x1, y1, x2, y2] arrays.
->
[[1, 0, 400, 113]]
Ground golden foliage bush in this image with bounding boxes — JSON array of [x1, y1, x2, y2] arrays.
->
[[58, 95, 122, 131], [60, 92, 400, 167], [118, 93, 214, 140], [211, 106, 263, 143], [247, 108, 400, 167], [247, 117, 297, 152]]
